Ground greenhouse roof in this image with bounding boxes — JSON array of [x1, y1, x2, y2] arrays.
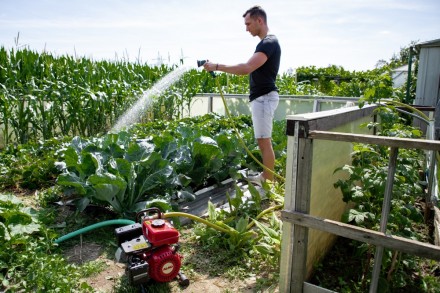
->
[[416, 38, 440, 48]]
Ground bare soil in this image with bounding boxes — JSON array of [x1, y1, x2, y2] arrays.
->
[[64, 237, 274, 293]]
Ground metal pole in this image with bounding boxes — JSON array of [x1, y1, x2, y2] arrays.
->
[[208, 95, 213, 113], [313, 99, 319, 112], [405, 47, 413, 104], [369, 147, 399, 293], [427, 121, 436, 209]]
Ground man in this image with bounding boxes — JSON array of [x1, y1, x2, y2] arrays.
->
[[203, 5, 281, 184]]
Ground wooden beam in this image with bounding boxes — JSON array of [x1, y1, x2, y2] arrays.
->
[[281, 210, 440, 261], [304, 282, 337, 293], [286, 106, 376, 136], [289, 135, 313, 293], [309, 130, 440, 151]]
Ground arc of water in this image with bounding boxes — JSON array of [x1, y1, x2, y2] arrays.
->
[[111, 65, 193, 133]]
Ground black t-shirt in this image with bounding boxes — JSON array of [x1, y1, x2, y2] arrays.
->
[[249, 34, 281, 101]]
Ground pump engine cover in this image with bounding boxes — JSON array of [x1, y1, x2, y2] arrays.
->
[[148, 246, 181, 282], [143, 218, 179, 246]]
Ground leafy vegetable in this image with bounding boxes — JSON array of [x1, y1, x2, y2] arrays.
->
[[54, 113, 282, 217]]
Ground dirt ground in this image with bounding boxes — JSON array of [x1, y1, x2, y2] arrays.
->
[[64, 241, 272, 293]]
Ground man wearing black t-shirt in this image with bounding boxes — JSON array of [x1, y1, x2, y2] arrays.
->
[[203, 5, 281, 184]]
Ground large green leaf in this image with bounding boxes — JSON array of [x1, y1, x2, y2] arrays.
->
[[57, 172, 88, 195], [111, 158, 137, 202], [100, 131, 131, 155], [110, 158, 135, 181], [62, 147, 79, 171], [235, 217, 249, 233], [87, 172, 127, 212], [137, 152, 174, 195], [188, 136, 223, 185], [172, 145, 192, 174], [253, 219, 280, 239], [125, 139, 154, 162], [153, 133, 178, 160], [70, 136, 90, 154], [8, 223, 41, 237], [79, 152, 98, 178], [1, 210, 33, 226]]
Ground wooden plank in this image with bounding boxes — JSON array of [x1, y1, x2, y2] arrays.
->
[[435, 206, 440, 246], [279, 126, 300, 292], [286, 106, 376, 136], [279, 121, 314, 293], [370, 147, 399, 292], [289, 136, 313, 293], [309, 130, 440, 151], [281, 210, 440, 261], [304, 282, 337, 293]]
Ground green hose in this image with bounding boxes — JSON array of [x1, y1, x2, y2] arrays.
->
[[53, 214, 235, 244], [54, 207, 284, 244], [54, 219, 135, 244]]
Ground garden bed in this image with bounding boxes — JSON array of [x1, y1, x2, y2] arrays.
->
[[55, 179, 279, 292]]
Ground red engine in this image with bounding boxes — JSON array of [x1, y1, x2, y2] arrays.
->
[[115, 208, 188, 286]]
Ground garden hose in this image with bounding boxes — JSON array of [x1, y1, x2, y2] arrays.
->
[[385, 100, 430, 122], [54, 219, 135, 244], [52, 215, 234, 244], [215, 78, 285, 182], [163, 212, 235, 235], [245, 204, 284, 231], [54, 206, 284, 244], [164, 206, 283, 233]]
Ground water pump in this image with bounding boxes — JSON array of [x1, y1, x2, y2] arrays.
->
[[115, 208, 189, 287]]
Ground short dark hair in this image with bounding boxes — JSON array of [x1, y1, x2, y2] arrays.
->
[[243, 5, 267, 23]]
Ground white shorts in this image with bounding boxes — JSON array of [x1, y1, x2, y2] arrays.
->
[[250, 91, 279, 139]]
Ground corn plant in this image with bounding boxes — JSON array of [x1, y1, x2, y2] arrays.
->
[[0, 45, 401, 147], [0, 47, 171, 145]]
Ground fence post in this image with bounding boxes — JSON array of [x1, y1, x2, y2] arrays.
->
[[279, 120, 313, 292]]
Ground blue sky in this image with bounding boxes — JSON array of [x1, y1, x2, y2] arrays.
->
[[1, 0, 439, 73]]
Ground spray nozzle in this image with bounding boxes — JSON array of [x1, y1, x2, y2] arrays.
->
[[197, 60, 216, 78], [197, 60, 207, 67]]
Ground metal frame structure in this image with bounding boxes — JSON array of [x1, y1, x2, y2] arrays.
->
[[279, 106, 440, 292]]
